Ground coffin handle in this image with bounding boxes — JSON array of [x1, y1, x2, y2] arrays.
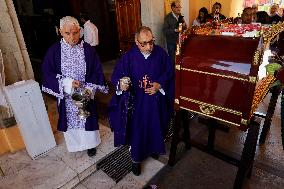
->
[[199, 104, 216, 115]]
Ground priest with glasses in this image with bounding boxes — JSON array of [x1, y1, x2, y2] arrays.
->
[[109, 26, 174, 176]]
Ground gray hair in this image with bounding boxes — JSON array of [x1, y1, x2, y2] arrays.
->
[[60, 16, 80, 29], [135, 26, 152, 39]]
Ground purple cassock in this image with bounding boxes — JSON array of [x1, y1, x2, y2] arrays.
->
[[42, 40, 107, 132], [109, 45, 174, 162]]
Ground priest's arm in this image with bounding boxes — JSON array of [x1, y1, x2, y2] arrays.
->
[[41, 45, 65, 99]]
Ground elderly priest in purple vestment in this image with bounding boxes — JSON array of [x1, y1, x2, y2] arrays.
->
[[109, 26, 174, 176], [42, 16, 108, 157]]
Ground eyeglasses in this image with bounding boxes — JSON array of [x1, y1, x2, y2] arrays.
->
[[137, 39, 155, 47]]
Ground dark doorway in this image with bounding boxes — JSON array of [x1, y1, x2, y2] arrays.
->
[[13, 0, 120, 83]]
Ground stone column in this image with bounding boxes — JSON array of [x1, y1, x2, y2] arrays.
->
[[0, 0, 34, 85], [181, 0, 189, 26], [141, 0, 165, 48]]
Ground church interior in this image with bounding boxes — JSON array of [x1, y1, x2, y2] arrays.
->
[[0, 0, 284, 188]]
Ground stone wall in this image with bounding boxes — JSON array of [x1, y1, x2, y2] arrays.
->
[[0, 0, 34, 85], [141, 0, 165, 48]]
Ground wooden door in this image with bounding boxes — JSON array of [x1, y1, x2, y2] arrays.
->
[[115, 0, 141, 52]]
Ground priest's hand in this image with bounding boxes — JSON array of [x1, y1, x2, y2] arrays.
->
[[72, 80, 80, 88], [119, 77, 131, 91], [145, 82, 161, 95], [120, 83, 129, 91]]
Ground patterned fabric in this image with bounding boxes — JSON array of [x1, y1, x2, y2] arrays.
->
[[85, 82, 109, 94], [61, 39, 87, 129]]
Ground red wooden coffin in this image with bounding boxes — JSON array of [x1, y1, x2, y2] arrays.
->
[[174, 34, 272, 130]]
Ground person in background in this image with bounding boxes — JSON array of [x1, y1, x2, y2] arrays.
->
[[269, 4, 282, 24], [42, 16, 108, 157], [109, 26, 174, 176], [251, 4, 258, 22], [163, 0, 187, 64], [256, 11, 270, 24], [241, 7, 253, 24], [208, 2, 226, 21], [80, 13, 99, 49], [192, 7, 209, 26]]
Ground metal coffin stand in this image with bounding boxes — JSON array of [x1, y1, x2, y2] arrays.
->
[[169, 111, 261, 189], [168, 23, 284, 189]]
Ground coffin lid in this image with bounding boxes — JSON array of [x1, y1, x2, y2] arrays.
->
[[179, 35, 260, 79]]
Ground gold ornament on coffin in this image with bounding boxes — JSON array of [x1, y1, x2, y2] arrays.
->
[[180, 96, 242, 116], [253, 50, 261, 66], [250, 75, 276, 117], [180, 68, 256, 83], [199, 104, 216, 115], [241, 119, 249, 125], [175, 98, 180, 104], [249, 76, 257, 83], [176, 44, 180, 55], [263, 22, 284, 50], [175, 65, 181, 70], [249, 22, 283, 117]]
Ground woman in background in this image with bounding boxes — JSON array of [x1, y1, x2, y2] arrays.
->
[[192, 7, 209, 26]]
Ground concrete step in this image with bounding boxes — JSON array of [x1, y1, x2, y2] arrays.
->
[[0, 124, 117, 189]]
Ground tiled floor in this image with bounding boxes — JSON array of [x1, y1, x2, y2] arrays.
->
[[146, 93, 284, 189], [76, 158, 164, 189], [0, 125, 116, 189], [0, 122, 165, 189]]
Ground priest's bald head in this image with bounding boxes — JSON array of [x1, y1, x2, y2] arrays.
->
[[135, 26, 155, 55], [59, 16, 81, 47]]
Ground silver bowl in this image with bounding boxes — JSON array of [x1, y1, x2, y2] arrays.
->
[[71, 89, 91, 119]]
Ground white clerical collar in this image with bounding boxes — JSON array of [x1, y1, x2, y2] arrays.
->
[[172, 12, 179, 21], [84, 20, 91, 27], [141, 52, 151, 59]]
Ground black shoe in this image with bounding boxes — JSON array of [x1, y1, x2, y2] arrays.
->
[[150, 154, 159, 160], [87, 148, 96, 157], [132, 162, 141, 176]]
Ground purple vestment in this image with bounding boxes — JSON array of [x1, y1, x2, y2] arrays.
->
[[42, 40, 107, 132], [109, 45, 174, 162]]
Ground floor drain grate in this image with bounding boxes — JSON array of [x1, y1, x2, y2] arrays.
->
[[97, 145, 132, 183]]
